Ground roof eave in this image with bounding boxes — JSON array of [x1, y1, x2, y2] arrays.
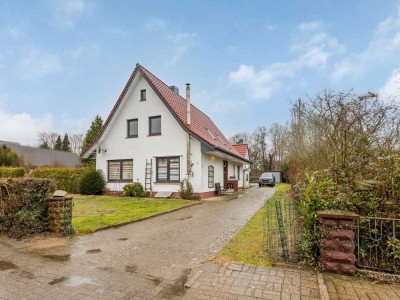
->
[[215, 146, 252, 164]]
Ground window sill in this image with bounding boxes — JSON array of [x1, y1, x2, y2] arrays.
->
[[148, 133, 161, 136], [154, 181, 180, 184], [126, 135, 138, 138], [140, 99, 146, 101], [107, 180, 133, 183]]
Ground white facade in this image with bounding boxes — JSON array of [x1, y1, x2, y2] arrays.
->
[[86, 70, 250, 197]]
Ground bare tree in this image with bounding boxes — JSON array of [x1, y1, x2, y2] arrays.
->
[[69, 133, 84, 154], [37, 131, 60, 149]]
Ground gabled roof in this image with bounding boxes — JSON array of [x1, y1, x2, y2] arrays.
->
[[81, 64, 250, 163], [232, 144, 249, 159]]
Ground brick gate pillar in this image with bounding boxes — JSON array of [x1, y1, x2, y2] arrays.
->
[[317, 210, 359, 275]]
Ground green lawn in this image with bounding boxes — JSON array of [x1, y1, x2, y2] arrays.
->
[[217, 183, 292, 267], [72, 195, 197, 234]]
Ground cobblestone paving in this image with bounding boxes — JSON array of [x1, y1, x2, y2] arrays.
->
[[324, 273, 400, 300], [183, 262, 321, 300], [0, 187, 275, 299]]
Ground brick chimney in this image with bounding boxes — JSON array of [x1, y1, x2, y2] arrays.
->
[[186, 83, 191, 126]]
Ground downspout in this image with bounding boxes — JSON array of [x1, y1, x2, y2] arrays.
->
[[186, 83, 192, 177]]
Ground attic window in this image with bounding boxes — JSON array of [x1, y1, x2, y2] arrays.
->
[[140, 89, 146, 101], [206, 128, 216, 140]]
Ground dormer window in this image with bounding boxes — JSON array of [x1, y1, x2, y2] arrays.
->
[[140, 89, 146, 101]]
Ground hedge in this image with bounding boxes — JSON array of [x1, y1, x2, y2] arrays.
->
[[32, 167, 87, 194], [0, 167, 26, 178], [0, 178, 55, 239]]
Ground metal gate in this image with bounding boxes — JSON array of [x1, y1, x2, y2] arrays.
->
[[357, 216, 400, 273]]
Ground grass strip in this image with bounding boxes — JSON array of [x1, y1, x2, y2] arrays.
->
[[71, 194, 197, 234], [217, 183, 291, 267]]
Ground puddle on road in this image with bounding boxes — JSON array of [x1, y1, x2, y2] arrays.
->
[[0, 261, 17, 271], [49, 276, 68, 285], [125, 265, 137, 273], [179, 216, 193, 221], [13, 269, 35, 279], [49, 276, 96, 287], [42, 254, 71, 262], [86, 249, 101, 254], [118, 238, 128, 241]]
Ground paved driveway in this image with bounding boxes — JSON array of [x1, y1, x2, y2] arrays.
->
[[0, 187, 275, 299]]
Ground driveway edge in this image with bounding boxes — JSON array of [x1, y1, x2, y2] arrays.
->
[[93, 201, 203, 233]]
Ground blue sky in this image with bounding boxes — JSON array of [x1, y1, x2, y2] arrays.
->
[[0, 0, 399, 146]]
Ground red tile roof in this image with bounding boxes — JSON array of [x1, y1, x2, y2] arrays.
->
[[81, 64, 250, 163], [232, 144, 248, 159]]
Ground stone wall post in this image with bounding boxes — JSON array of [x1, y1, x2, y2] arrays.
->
[[317, 210, 359, 275], [47, 191, 74, 235]]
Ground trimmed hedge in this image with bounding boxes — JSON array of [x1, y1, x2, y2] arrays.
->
[[0, 178, 55, 239], [32, 167, 86, 193], [0, 167, 26, 178]]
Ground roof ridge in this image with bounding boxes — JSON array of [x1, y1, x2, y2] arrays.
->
[[137, 64, 213, 120]]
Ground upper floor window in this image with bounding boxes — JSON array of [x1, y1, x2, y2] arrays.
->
[[140, 89, 146, 101], [149, 116, 161, 136], [127, 119, 138, 138]]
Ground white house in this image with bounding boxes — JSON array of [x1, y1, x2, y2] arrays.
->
[[81, 64, 251, 199]]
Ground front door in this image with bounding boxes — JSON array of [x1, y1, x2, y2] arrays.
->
[[223, 160, 228, 189]]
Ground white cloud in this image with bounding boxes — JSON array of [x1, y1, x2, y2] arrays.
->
[[229, 63, 295, 100], [17, 49, 63, 78], [0, 109, 53, 146], [71, 44, 100, 59], [165, 32, 198, 65], [49, 0, 94, 27], [144, 19, 166, 31], [379, 69, 400, 100], [332, 6, 400, 81], [106, 27, 131, 37], [297, 21, 323, 32], [229, 21, 345, 100], [6, 26, 24, 40]]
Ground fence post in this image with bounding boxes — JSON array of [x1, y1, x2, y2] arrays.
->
[[317, 210, 359, 275]]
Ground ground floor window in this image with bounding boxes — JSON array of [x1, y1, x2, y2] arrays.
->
[[156, 156, 180, 182], [108, 159, 133, 182], [237, 166, 240, 180], [208, 166, 214, 188]]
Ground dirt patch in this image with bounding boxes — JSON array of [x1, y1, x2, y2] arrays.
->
[[145, 274, 162, 286], [42, 254, 71, 262], [0, 234, 69, 250], [18, 270, 36, 279], [158, 268, 191, 297], [179, 216, 193, 221], [48, 276, 68, 285], [0, 261, 17, 271], [97, 266, 113, 272], [208, 255, 235, 264], [125, 265, 137, 273], [86, 249, 101, 254], [118, 238, 128, 241]]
